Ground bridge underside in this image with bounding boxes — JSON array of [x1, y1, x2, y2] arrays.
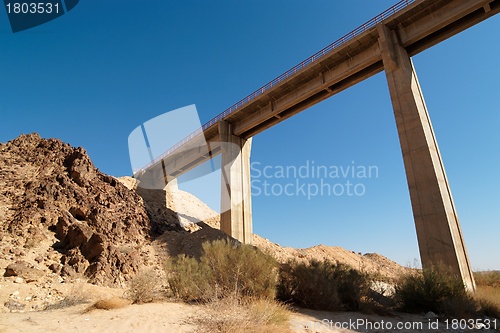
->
[[135, 0, 500, 292]]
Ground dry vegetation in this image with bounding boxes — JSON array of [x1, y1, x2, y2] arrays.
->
[[474, 271, 500, 319], [38, 241, 500, 329], [166, 239, 291, 332], [157, 240, 500, 331], [395, 266, 500, 320], [196, 297, 292, 333], [475, 271, 500, 288], [125, 269, 162, 304], [3, 135, 498, 333], [278, 259, 372, 312], [166, 239, 277, 302], [84, 297, 131, 313]]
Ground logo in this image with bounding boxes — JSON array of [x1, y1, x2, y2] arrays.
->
[[128, 105, 247, 227], [3, 0, 79, 33]]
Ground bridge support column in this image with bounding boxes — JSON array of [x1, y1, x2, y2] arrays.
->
[[219, 120, 253, 244], [378, 25, 475, 291]]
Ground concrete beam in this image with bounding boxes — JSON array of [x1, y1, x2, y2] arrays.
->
[[379, 25, 475, 291], [398, 0, 500, 55], [219, 120, 253, 244], [142, 0, 500, 181], [233, 42, 382, 137], [134, 164, 166, 190]]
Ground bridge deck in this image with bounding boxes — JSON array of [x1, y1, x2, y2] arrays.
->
[[136, 0, 499, 180]]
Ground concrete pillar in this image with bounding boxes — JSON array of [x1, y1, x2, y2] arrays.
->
[[378, 24, 475, 291], [219, 120, 253, 244]]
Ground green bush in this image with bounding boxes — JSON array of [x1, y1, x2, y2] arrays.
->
[[278, 259, 371, 311], [395, 265, 473, 315], [166, 239, 278, 302]]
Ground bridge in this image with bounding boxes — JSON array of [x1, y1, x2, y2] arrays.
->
[[134, 0, 500, 291]]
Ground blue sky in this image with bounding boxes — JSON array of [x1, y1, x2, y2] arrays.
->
[[1, 1, 498, 270]]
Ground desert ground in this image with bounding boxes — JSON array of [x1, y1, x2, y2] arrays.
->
[[0, 285, 465, 333]]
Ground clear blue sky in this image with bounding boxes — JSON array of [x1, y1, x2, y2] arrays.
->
[[1, 1, 499, 270]]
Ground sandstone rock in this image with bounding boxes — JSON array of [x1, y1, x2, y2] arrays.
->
[[4, 261, 43, 282], [35, 256, 44, 263]]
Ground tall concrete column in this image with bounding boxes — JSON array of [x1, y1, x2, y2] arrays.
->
[[219, 120, 253, 244], [378, 24, 475, 291]]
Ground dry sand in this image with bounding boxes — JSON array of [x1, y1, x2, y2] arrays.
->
[[0, 298, 475, 333]]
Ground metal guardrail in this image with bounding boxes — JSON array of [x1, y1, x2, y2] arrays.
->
[[140, 0, 416, 172]]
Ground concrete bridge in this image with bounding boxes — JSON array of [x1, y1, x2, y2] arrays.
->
[[134, 0, 500, 291]]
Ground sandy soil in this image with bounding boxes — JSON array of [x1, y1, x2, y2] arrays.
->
[[0, 302, 198, 333], [1, 299, 490, 333]]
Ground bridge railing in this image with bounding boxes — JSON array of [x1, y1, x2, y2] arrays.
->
[[140, 0, 416, 173]]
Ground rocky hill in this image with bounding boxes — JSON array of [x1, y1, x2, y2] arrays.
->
[[0, 134, 179, 286]]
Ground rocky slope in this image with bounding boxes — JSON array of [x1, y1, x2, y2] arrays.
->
[[0, 133, 178, 286]]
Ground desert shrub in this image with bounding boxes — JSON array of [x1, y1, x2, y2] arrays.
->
[[166, 254, 211, 301], [472, 271, 500, 319], [201, 238, 278, 299], [474, 271, 500, 288], [395, 265, 473, 316], [476, 297, 500, 319], [475, 287, 500, 319], [126, 269, 161, 304], [278, 259, 371, 311], [167, 239, 278, 302], [197, 296, 292, 333]]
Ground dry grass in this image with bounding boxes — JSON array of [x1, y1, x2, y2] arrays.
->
[[475, 286, 500, 319], [83, 297, 131, 313], [43, 282, 91, 310], [473, 271, 500, 319], [126, 269, 162, 304], [196, 297, 292, 333], [474, 271, 500, 288]]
